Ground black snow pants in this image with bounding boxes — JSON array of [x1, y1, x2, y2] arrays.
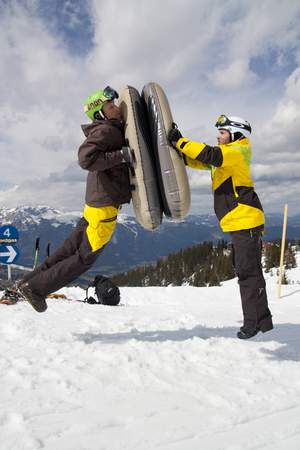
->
[[27, 217, 103, 297], [230, 226, 273, 332]]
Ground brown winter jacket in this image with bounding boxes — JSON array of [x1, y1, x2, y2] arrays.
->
[[78, 119, 131, 207]]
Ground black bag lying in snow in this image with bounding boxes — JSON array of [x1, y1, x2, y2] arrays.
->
[[85, 275, 120, 306]]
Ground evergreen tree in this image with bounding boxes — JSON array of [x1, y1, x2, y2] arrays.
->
[[282, 270, 289, 285], [285, 244, 297, 269], [264, 241, 281, 270]]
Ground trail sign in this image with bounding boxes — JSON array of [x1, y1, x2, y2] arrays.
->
[[0, 225, 20, 265]]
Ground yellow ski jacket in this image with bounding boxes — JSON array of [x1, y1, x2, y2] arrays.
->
[[176, 137, 264, 232]]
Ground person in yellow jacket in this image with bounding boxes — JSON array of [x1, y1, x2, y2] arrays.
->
[[168, 114, 273, 339]]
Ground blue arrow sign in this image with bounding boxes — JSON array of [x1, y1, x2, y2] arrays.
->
[[0, 244, 20, 264], [0, 225, 19, 244]]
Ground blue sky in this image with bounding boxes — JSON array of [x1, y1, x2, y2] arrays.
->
[[0, 0, 300, 217], [34, 0, 94, 55]]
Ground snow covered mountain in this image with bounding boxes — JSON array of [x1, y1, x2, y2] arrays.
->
[[0, 206, 223, 277], [0, 206, 299, 278], [0, 206, 80, 229], [0, 254, 299, 449]]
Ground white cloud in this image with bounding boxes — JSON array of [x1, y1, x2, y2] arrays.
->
[[211, 59, 256, 89], [0, 178, 86, 210], [0, 0, 300, 216], [222, 0, 300, 60], [285, 67, 300, 101], [257, 66, 300, 154]]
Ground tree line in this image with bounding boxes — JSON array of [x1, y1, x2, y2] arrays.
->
[[112, 240, 234, 287], [264, 240, 297, 284], [111, 239, 299, 287]]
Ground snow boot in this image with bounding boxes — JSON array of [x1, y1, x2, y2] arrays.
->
[[237, 327, 259, 340], [258, 315, 274, 333], [237, 316, 274, 339], [18, 283, 47, 313]]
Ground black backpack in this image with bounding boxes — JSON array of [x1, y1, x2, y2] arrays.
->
[[85, 275, 120, 306]]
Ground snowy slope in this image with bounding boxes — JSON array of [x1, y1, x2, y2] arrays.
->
[[0, 266, 300, 449]]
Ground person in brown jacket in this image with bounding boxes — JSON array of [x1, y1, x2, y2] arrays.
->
[[18, 86, 134, 312]]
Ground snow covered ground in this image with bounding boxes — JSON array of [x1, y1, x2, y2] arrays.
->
[[1, 265, 300, 450]]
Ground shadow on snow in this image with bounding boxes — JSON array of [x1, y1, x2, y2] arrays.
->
[[74, 323, 300, 362]]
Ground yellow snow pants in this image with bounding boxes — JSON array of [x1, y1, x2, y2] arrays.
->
[[83, 204, 119, 252]]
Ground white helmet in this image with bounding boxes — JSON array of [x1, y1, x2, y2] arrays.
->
[[215, 114, 252, 141]]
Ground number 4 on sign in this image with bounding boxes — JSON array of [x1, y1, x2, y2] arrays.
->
[[4, 228, 11, 238]]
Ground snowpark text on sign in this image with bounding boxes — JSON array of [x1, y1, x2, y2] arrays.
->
[[0, 238, 18, 244]]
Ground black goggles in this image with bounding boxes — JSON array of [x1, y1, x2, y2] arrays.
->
[[215, 114, 251, 133], [103, 86, 119, 101]]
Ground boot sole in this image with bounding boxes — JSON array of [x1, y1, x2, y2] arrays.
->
[[17, 287, 47, 313], [26, 299, 47, 313]]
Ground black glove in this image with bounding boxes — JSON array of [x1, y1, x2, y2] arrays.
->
[[168, 125, 182, 148], [120, 146, 136, 166]]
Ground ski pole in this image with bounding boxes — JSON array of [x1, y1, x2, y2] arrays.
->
[[33, 237, 40, 270]]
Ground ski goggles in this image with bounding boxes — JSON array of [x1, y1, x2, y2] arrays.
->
[[103, 86, 119, 101], [215, 114, 231, 127], [215, 114, 251, 133]]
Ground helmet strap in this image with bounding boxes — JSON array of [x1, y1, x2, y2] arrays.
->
[[93, 110, 105, 121], [231, 131, 244, 142]]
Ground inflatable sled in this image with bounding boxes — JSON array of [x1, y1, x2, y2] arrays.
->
[[119, 85, 163, 230], [142, 82, 191, 220]]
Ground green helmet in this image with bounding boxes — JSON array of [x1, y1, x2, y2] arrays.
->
[[84, 86, 119, 120]]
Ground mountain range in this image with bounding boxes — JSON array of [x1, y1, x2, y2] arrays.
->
[[1, 206, 300, 281]]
